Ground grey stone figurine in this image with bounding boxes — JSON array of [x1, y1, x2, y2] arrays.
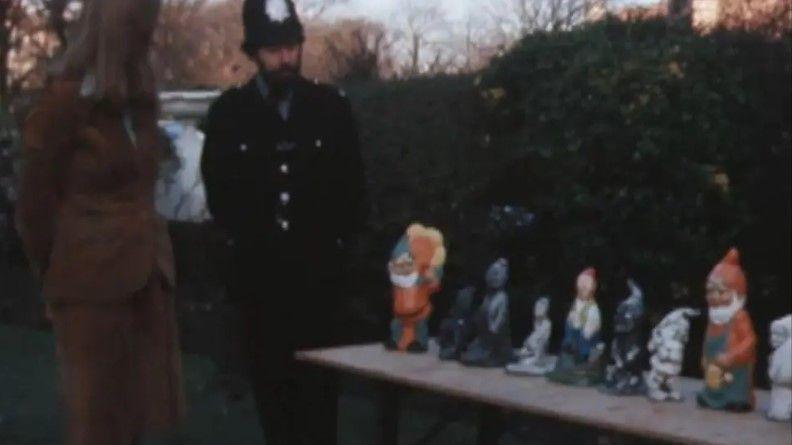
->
[[438, 287, 477, 360], [602, 279, 646, 395], [460, 259, 514, 367]]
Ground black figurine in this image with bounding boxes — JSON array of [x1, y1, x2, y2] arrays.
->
[[602, 279, 646, 395], [460, 258, 514, 367], [438, 287, 477, 360]]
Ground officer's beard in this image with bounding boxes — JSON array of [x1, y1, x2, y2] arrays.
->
[[262, 62, 301, 99]]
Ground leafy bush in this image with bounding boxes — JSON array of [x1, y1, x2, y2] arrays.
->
[[476, 17, 789, 310]]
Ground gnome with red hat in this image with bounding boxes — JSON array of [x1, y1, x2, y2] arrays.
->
[[547, 267, 606, 386], [697, 248, 757, 412]]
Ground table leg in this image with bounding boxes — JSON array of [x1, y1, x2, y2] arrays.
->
[[414, 405, 464, 445], [477, 406, 504, 445], [379, 382, 399, 445]]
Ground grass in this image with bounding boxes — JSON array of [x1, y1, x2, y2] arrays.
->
[[0, 323, 514, 445]]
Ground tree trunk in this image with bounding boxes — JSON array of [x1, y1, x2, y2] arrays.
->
[[0, 3, 10, 106], [410, 34, 421, 76]]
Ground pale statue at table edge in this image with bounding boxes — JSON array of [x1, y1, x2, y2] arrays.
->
[[767, 314, 792, 422], [461, 258, 514, 367], [506, 296, 556, 376], [386, 223, 446, 353], [697, 248, 757, 412], [602, 279, 647, 395], [546, 267, 606, 386], [644, 307, 700, 402]]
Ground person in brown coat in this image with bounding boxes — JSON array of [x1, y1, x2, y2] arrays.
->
[[15, 1, 184, 444]]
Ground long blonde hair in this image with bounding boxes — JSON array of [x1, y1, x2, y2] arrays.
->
[[57, 0, 162, 106]]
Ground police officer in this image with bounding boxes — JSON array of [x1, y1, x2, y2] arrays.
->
[[200, 0, 366, 443]]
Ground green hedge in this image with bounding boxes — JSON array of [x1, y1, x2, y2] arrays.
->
[[474, 18, 790, 319]]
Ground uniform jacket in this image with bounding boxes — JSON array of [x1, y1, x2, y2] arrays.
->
[[200, 75, 367, 271], [16, 80, 176, 303]]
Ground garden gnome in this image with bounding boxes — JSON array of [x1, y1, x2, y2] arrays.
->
[[603, 279, 646, 395], [645, 308, 700, 402], [386, 223, 447, 352], [506, 297, 556, 376], [438, 287, 477, 360], [460, 259, 514, 367], [697, 248, 757, 412], [767, 314, 792, 421], [547, 268, 606, 386]]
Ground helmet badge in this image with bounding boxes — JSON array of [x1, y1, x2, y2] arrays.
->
[[265, 0, 291, 23]]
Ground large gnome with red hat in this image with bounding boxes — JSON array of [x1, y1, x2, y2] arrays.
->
[[547, 267, 606, 386], [697, 248, 757, 412]]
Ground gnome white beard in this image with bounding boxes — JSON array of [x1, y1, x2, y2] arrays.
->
[[391, 271, 419, 288], [709, 295, 744, 325], [265, 0, 290, 22]]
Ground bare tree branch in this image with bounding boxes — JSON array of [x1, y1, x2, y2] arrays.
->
[[295, 0, 349, 22], [388, 0, 453, 77]]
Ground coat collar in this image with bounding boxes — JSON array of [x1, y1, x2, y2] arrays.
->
[[244, 74, 307, 121], [245, 74, 311, 123]]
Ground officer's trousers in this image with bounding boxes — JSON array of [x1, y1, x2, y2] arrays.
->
[[230, 247, 344, 444]]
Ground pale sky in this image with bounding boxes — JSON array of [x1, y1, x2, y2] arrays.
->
[[212, 1, 654, 26], [328, 0, 480, 22], [327, 0, 650, 22]]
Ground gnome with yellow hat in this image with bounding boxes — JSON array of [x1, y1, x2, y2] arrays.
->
[[697, 248, 757, 412], [386, 223, 447, 352]]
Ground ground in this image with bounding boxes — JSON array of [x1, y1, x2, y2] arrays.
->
[[0, 323, 546, 445]]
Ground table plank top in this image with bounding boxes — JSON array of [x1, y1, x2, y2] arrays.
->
[[296, 342, 791, 445]]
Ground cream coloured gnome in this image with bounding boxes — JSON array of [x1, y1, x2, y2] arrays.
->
[[546, 268, 606, 386], [506, 297, 556, 376], [767, 314, 792, 421], [519, 297, 552, 360], [561, 268, 602, 362]]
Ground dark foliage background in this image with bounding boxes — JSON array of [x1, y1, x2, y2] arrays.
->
[[1, 18, 789, 386]]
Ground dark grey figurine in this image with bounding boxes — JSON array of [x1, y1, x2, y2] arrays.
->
[[439, 287, 477, 360], [460, 258, 513, 367], [603, 279, 646, 395]]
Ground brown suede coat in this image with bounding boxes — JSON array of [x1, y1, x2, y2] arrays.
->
[[16, 80, 176, 301], [16, 80, 183, 445]]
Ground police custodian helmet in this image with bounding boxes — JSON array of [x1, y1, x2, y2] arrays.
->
[[242, 0, 305, 55]]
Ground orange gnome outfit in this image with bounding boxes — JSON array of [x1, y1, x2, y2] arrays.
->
[[697, 248, 757, 412], [386, 224, 446, 352]]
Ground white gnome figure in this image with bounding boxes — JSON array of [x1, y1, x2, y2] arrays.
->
[[520, 297, 552, 359], [767, 314, 792, 421], [506, 297, 556, 376], [645, 308, 700, 401]]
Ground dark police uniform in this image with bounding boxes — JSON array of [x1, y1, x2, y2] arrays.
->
[[200, 73, 366, 444]]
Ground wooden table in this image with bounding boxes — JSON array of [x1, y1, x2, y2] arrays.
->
[[296, 342, 792, 445]]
